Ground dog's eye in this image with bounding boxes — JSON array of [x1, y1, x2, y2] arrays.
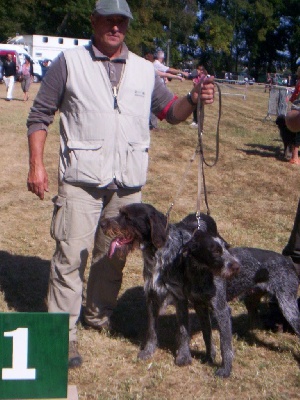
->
[[212, 245, 222, 256]]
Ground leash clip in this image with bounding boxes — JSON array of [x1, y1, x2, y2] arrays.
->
[[196, 211, 202, 230]]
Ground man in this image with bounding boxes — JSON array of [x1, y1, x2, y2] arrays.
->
[[153, 50, 189, 82], [3, 53, 17, 101], [27, 0, 214, 368]]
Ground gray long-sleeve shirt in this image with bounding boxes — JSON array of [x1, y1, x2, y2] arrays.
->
[[27, 43, 178, 135]]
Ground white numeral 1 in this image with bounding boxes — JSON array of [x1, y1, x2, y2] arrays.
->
[[2, 328, 36, 380]]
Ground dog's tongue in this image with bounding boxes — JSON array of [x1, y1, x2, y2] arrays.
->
[[108, 237, 132, 258]]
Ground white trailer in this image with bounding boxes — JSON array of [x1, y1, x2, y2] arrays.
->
[[7, 35, 91, 61]]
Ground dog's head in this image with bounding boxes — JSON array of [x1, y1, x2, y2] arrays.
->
[[100, 203, 168, 258], [182, 230, 240, 278]]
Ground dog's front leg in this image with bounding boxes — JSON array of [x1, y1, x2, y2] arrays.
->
[[212, 278, 233, 378], [138, 291, 160, 360], [194, 303, 216, 363], [174, 298, 192, 366]]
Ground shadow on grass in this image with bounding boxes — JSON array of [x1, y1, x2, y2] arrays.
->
[[112, 286, 300, 364], [0, 257, 298, 364], [0, 251, 49, 312], [238, 143, 282, 158]]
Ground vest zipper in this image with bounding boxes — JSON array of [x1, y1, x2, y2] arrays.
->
[[111, 64, 125, 114]]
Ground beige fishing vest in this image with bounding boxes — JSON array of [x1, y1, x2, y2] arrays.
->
[[59, 46, 155, 188]]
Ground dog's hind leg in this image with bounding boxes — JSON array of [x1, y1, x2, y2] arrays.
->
[[194, 303, 216, 364], [174, 298, 192, 366], [138, 292, 160, 360], [243, 288, 264, 328], [275, 292, 300, 337]]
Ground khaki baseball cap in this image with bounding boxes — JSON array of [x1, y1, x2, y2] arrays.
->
[[93, 0, 133, 20]]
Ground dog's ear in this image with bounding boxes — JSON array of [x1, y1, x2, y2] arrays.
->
[[149, 211, 167, 248]]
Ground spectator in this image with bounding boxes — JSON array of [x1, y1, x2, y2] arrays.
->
[[20, 56, 33, 102], [26, 0, 215, 369], [150, 50, 188, 129], [264, 72, 273, 93], [288, 66, 300, 164], [41, 59, 50, 80], [3, 53, 17, 101], [153, 50, 189, 83], [282, 101, 300, 264], [0, 58, 3, 82], [145, 52, 185, 130]]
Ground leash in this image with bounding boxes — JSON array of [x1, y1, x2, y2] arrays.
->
[[195, 81, 222, 226], [166, 81, 222, 229]]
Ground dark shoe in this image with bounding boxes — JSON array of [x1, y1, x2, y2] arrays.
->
[[68, 341, 82, 368], [83, 315, 111, 332], [84, 318, 111, 332]]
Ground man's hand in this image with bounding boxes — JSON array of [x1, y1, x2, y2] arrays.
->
[[27, 130, 48, 200], [27, 163, 49, 200], [193, 76, 215, 105]]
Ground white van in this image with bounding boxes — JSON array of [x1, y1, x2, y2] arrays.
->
[[0, 44, 42, 82]]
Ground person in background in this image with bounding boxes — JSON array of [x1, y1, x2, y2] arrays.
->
[[3, 53, 17, 101], [0, 58, 3, 82], [26, 0, 215, 369], [153, 50, 189, 83], [145, 53, 185, 130], [282, 101, 300, 264], [150, 50, 189, 130], [288, 66, 300, 164], [264, 72, 273, 93], [145, 53, 185, 83], [21, 56, 33, 102], [190, 65, 208, 128], [41, 59, 50, 80]]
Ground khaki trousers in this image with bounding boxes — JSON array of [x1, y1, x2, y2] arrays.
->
[[47, 182, 141, 341]]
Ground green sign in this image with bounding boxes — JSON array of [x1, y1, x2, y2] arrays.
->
[[0, 313, 69, 399]]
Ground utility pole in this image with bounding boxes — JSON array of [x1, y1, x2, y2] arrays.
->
[[166, 19, 171, 66]]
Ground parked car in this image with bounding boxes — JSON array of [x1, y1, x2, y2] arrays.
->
[[274, 74, 288, 86], [237, 73, 255, 85]]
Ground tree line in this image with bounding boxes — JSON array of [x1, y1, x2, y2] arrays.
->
[[0, 0, 299, 79]]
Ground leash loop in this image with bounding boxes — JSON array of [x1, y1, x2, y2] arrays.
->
[[166, 80, 221, 227]]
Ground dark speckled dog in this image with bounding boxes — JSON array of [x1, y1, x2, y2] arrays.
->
[[276, 114, 294, 160], [227, 247, 300, 335], [101, 203, 240, 377], [185, 234, 300, 337]]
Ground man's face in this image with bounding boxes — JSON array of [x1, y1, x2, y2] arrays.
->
[[91, 14, 129, 56], [7, 54, 12, 61]]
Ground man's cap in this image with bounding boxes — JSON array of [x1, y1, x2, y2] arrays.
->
[[93, 0, 133, 20]]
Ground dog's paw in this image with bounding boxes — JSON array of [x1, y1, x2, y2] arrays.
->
[[175, 353, 192, 366], [215, 366, 231, 378], [137, 346, 155, 361]]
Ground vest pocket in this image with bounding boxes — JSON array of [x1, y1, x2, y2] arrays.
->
[[64, 140, 106, 185], [118, 142, 149, 188]]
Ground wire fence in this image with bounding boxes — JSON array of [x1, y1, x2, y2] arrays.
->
[[215, 79, 249, 100], [265, 85, 294, 119]]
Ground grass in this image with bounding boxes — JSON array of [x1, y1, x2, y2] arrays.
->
[[0, 80, 300, 399]]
